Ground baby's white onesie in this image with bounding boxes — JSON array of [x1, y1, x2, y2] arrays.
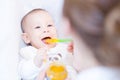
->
[[18, 43, 76, 80]]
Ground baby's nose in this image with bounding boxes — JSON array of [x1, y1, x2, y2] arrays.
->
[[43, 30, 49, 33]]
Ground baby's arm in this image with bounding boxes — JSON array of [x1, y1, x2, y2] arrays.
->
[[18, 59, 40, 80], [34, 47, 48, 68], [18, 46, 48, 80]]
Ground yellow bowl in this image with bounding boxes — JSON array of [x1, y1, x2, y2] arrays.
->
[[46, 62, 68, 80]]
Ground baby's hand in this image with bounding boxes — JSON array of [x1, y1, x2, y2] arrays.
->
[[36, 66, 47, 80], [34, 47, 49, 68]]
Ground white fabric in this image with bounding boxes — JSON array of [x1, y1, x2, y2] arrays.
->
[[19, 43, 76, 80], [0, 0, 21, 80], [76, 67, 120, 80]]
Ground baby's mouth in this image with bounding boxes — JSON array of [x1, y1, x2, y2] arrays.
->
[[41, 37, 52, 44]]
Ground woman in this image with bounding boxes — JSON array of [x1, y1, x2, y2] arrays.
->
[[63, 0, 120, 80], [37, 0, 120, 80]]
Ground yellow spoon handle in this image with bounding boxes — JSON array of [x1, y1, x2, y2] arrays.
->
[[45, 39, 72, 43]]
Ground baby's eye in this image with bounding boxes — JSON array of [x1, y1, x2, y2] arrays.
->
[[35, 26, 41, 29], [47, 24, 53, 27]]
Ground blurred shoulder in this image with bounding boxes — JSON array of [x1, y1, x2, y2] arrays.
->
[[77, 67, 120, 80]]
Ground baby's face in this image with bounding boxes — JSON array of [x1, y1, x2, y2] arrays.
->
[[22, 11, 57, 49]]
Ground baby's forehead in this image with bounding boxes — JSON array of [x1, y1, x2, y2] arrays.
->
[[24, 10, 49, 21], [21, 10, 51, 32]]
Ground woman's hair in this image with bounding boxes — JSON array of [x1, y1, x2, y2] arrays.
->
[[96, 4, 120, 66], [63, 0, 119, 47], [63, 0, 120, 66]]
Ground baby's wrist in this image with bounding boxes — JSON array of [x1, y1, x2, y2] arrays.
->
[[34, 57, 43, 68]]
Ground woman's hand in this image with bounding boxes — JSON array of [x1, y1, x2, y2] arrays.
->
[[67, 42, 73, 53]]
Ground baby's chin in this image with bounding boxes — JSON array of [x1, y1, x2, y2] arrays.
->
[[33, 43, 56, 49], [45, 43, 57, 48], [38, 42, 56, 49]]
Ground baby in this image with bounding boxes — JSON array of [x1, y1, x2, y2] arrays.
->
[[18, 9, 76, 80]]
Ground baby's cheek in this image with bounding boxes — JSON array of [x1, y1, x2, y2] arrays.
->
[[52, 28, 57, 34]]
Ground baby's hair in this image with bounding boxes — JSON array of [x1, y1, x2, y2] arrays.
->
[[21, 8, 46, 33]]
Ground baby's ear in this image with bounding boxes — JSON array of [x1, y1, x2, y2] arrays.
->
[[22, 33, 30, 44]]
